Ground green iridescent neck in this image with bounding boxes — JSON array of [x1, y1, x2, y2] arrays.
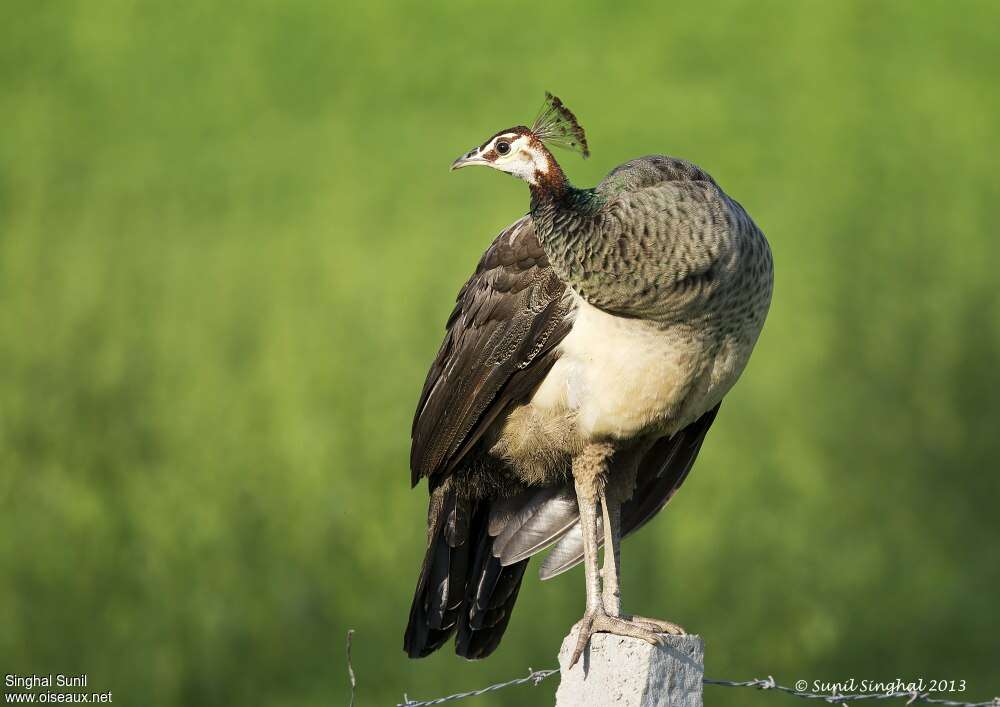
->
[[529, 180, 603, 236]]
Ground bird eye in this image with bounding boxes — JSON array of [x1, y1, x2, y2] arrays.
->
[[495, 141, 511, 155]]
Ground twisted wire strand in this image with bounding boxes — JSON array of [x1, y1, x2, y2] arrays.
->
[[398, 669, 558, 706], [702, 676, 1000, 706], [398, 670, 1000, 707]]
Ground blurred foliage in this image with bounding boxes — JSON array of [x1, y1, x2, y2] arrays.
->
[[1, 1, 999, 705]]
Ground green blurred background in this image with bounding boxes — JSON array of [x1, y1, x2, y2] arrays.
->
[[2, 1, 998, 705]]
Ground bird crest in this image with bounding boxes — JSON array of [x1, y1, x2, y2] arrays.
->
[[531, 92, 590, 159]]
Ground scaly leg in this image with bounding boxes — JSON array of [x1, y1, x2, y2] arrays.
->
[[568, 444, 670, 668], [600, 490, 622, 616], [600, 487, 686, 635]]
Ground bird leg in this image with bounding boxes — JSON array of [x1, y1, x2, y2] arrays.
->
[[600, 488, 687, 635], [600, 489, 622, 616], [568, 443, 676, 668]]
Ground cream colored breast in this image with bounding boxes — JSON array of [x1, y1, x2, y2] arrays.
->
[[529, 294, 715, 440]]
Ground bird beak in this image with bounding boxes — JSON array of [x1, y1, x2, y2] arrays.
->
[[451, 148, 488, 171]]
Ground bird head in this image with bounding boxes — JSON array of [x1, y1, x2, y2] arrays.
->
[[451, 93, 589, 187]]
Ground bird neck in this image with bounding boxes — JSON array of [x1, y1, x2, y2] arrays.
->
[[528, 161, 604, 232], [529, 169, 607, 300]]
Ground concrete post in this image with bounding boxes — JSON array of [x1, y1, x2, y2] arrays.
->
[[555, 630, 704, 707]]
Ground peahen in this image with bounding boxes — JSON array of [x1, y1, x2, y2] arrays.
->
[[404, 93, 773, 666]]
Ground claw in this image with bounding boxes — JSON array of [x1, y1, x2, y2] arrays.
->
[[567, 610, 685, 669], [628, 615, 687, 636], [568, 615, 594, 669]]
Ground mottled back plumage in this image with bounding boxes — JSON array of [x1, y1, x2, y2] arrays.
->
[[533, 155, 772, 329]]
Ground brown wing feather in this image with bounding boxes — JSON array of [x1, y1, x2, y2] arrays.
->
[[410, 216, 572, 486], [620, 403, 721, 536]]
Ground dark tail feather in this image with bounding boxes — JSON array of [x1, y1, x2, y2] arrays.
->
[[456, 518, 528, 659], [404, 487, 528, 660], [404, 487, 469, 658]]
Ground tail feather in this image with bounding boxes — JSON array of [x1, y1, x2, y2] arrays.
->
[[455, 561, 526, 659], [404, 488, 467, 657], [404, 485, 528, 660], [466, 525, 527, 632]]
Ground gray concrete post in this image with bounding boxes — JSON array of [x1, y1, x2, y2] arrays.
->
[[555, 630, 704, 707]]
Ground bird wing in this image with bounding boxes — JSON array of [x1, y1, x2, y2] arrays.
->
[[619, 403, 720, 536], [410, 216, 573, 486], [537, 403, 721, 579]]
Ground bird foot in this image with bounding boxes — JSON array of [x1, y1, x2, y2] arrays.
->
[[622, 614, 686, 636], [568, 610, 684, 668]]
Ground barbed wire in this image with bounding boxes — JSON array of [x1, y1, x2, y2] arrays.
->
[[341, 631, 997, 707], [398, 668, 559, 707], [396, 667, 1000, 707], [701, 676, 1000, 706]]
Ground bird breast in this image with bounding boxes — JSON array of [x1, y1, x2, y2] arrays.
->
[[538, 292, 740, 438], [490, 291, 755, 482]]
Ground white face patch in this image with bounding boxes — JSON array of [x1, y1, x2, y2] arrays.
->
[[490, 134, 549, 185]]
